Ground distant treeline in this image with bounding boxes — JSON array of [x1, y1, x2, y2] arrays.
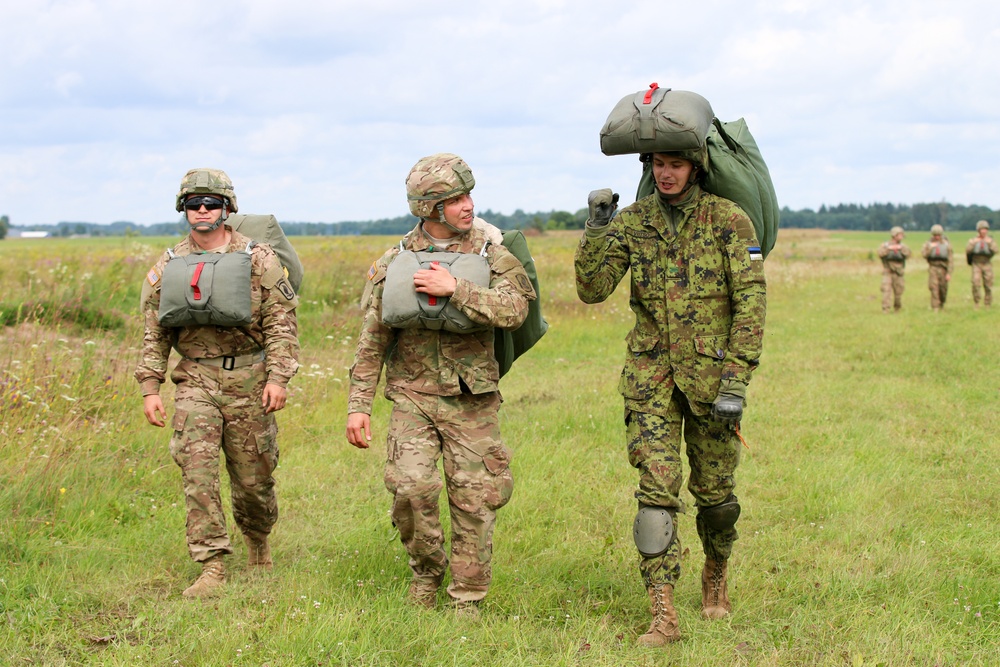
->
[[7, 201, 999, 238]]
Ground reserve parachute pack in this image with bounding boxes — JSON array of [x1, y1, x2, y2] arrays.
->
[[383, 247, 493, 333], [228, 213, 304, 292], [158, 241, 255, 327], [379, 227, 547, 378], [601, 83, 779, 259]]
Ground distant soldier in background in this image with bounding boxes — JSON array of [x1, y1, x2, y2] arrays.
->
[[877, 226, 911, 313], [966, 220, 997, 308], [921, 224, 954, 311], [135, 168, 300, 598], [346, 153, 535, 617]]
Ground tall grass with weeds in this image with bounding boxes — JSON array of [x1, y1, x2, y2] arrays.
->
[[1, 229, 999, 665]]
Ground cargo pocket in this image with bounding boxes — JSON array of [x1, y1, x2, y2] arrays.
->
[[168, 409, 189, 467], [253, 420, 278, 479], [689, 334, 727, 404], [482, 444, 514, 511], [618, 332, 660, 401]]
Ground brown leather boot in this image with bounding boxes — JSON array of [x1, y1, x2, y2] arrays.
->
[[182, 555, 226, 598], [407, 574, 443, 608], [701, 558, 732, 619], [244, 531, 273, 571], [637, 583, 680, 646]]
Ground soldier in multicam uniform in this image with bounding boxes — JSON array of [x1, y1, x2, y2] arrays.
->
[[346, 153, 535, 617], [575, 149, 766, 647], [135, 168, 300, 598], [877, 226, 911, 313], [966, 220, 997, 308], [921, 224, 954, 311]]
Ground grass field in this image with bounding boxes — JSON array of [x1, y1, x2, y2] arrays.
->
[[1, 228, 999, 666]]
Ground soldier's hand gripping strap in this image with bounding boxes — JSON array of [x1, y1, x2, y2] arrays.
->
[[633, 504, 675, 558], [698, 495, 741, 531]]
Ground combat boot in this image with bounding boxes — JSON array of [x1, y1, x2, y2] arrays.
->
[[637, 584, 680, 647], [452, 599, 481, 620], [244, 531, 273, 571], [701, 558, 732, 619], [408, 574, 443, 608], [182, 555, 226, 598]]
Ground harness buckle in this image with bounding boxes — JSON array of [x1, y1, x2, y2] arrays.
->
[[222, 356, 236, 370]]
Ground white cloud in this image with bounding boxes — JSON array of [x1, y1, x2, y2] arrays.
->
[[1, 0, 1000, 225]]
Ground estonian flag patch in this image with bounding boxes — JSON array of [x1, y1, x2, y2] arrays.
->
[[748, 246, 763, 261]]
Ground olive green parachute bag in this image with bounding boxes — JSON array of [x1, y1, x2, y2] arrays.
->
[[229, 213, 304, 291], [495, 229, 548, 378], [634, 117, 779, 259]]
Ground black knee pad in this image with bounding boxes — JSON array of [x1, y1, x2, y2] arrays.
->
[[698, 495, 741, 531]]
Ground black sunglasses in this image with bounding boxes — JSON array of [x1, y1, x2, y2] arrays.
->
[[184, 196, 226, 211]]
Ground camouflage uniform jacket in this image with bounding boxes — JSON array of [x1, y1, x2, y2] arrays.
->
[[922, 238, 954, 272], [966, 235, 998, 264], [574, 185, 766, 415], [877, 241, 911, 275], [134, 227, 300, 396], [348, 222, 536, 414]]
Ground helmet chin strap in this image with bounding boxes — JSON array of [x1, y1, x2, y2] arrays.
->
[[427, 202, 467, 235], [190, 206, 228, 233]]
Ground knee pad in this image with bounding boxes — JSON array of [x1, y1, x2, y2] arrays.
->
[[633, 504, 675, 558], [698, 495, 741, 531]]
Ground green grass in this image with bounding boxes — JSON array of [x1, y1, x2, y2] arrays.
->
[[2, 229, 1000, 665]]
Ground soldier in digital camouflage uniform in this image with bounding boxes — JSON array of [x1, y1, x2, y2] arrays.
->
[[966, 220, 997, 308], [346, 153, 535, 617], [921, 224, 954, 311], [135, 168, 300, 598], [877, 226, 911, 313], [575, 149, 766, 647]]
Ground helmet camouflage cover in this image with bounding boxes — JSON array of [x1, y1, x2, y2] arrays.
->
[[930, 224, 944, 235], [890, 226, 904, 236], [175, 168, 239, 213], [977, 219, 990, 231], [640, 145, 710, 172], [405, 153, 476, 218]]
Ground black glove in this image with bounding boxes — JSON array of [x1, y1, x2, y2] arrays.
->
[[587, 189, 619, 227], [711, 392, 744, 423]]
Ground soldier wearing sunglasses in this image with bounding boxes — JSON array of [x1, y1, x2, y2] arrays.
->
[[134, 168, 300, 598]]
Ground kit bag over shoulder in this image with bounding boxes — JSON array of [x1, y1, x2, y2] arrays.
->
[[600, 83, 714, 156], [228, 213, 304, 292], [634, 117, 779, 259], [495, 229, 548, 378]]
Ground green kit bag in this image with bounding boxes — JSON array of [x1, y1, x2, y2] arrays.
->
[[635, 117, 779, 259], [229, 213, 304, 292], [494, 229, 548, 378], [600, 83, 714, 156]]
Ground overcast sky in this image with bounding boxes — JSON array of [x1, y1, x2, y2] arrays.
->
[[2, 0, 999, 226]]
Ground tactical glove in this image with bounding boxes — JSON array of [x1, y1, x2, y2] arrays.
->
[[587, 189, 619, 227], [711, 380, 747, 424]]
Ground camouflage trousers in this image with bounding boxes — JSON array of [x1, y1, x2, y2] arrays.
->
[[971, 261, 993, 306], [625, 387, 740, 587], [383, 387, 514, 603], [169, 358, 279, 563], [927, 263, 949, 310], [880, 268, 905, 312]]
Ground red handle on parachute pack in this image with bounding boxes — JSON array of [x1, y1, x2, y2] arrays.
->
[[191, 263, 205, 300], [427, 261, 440, 306], [643, 83, 659, 104]]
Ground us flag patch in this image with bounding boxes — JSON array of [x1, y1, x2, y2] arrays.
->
[[367, 261, 378, 281], [146, 268, 160, 285], [748, 246, 763, 261]]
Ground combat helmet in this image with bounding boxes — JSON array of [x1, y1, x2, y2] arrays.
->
[[175, 168, 239, 214], [977, 219, 990, 231], [405, 153, 475, 224], [890, 226, 904, 236], [640, 145, 710, 172], [930, 224, 944, 235]]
